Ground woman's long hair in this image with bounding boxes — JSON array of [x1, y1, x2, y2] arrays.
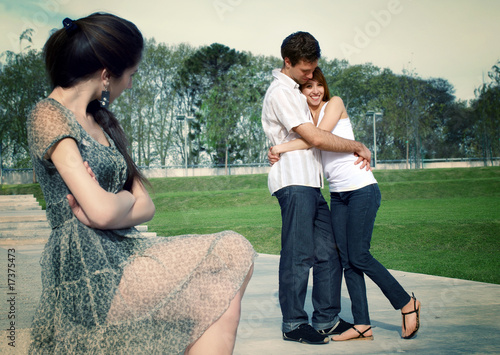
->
[[44, 12, 146, 191]]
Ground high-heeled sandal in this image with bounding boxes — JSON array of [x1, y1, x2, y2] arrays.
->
[[401, 292, 421, 339]]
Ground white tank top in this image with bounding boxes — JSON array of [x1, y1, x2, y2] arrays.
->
[[318, 102, 377, 192]]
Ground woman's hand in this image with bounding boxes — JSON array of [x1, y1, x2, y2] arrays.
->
[[67, 193, 93, 227], [268, 147, 280, 166], [67, 161, 99, 227], [84, 161, 99, 186], [354, 154, 372, 171]]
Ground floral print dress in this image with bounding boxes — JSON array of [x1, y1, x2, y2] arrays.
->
[[26, 98, 256, 354]]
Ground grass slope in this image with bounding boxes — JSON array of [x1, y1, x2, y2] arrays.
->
[[2, 167, 499, 284]]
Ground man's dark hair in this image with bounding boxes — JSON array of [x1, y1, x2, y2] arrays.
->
[[281, 31, 321, 66]]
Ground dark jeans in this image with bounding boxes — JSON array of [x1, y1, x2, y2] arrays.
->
[[274, 185, 341, 332], [330, 183, 411, 324]]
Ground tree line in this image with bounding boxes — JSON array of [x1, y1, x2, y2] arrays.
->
[[1, 31, 499, 171]]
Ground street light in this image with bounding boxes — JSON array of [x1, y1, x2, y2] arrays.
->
[[365, 111, 382, 168], [0, 139, 2, 185], [176, 114, 195, 176]]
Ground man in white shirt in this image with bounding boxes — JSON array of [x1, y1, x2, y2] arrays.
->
[[261, 31, 372, 345]]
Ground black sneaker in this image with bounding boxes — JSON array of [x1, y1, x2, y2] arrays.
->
[[318, 318, 353, 335], [283, 324, 329, 344]]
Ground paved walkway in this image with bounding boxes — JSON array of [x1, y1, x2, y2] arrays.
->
[[235, 254, 500, 354], [0, 242, 499, 354]]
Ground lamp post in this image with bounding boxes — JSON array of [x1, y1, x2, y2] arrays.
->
[[365, 111, 382, 168], [0, 139, 2, 185], [176, 114, 195, 176]]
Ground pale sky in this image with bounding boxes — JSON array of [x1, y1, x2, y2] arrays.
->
[[1, 0, 499, 101]]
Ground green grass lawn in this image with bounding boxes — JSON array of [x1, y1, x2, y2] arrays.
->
[[2, 167, 499, 284]]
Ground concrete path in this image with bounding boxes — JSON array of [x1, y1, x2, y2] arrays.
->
[[1, 248, 499, 354], [235, 254, 500, 355], [1, 196, 499, 354]]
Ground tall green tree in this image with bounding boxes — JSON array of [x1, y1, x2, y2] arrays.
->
[[115, 40, 195, 167], [418, 77, 456, 159], [177, 43, 249, 166], [200, 58, 269, 170], [0, 30, 49, 170], [235, 53, 282, 165], [470, 62, 500, 165], [439, 100, 474, 158], [328, 62, 381, 137], [363, 68, 442, 166]]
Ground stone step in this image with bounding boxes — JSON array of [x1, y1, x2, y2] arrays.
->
[[0, 237, 49, 246], [0, 196, 158, 241], [135, 225, 157, 237], [0, 199, 40, 204], [0, 228, 155, 238], [0, 228, 51, 238], [0, 220, 50, 230], [0, 194, 41, 211], [0, 211, 47, 223], [135, 225, 148, 232], [0, 220, 155, 233], [0, 229, 156, 239], [0, 194, 36, 200], [0, 201, 42, 211], [140, 232, 157, 237]]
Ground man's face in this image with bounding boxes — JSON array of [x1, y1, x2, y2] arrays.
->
[[285, 58, 318, 85]]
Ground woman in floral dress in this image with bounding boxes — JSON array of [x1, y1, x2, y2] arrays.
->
[[27, 12, 255, 354]]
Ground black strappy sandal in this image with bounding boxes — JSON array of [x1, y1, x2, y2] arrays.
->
[[402, 293, 421, 339], [332, 326, 374, 341]]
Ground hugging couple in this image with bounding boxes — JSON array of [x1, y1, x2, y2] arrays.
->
[[261, 31, 421, 345]]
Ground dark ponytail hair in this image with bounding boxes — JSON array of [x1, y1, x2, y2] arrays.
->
[[44, 13, 146, 191]]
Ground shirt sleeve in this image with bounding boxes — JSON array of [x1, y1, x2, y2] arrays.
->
[[270, 86, 311, 133], [27, 99, 81, 163]]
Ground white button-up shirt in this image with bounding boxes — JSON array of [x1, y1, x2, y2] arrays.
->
[[261, 69, 323, 194]]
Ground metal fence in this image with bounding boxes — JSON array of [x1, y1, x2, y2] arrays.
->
[[1, 159, 499, 185]]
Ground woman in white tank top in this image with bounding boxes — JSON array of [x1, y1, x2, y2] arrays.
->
[[270, 68, 421, 341]]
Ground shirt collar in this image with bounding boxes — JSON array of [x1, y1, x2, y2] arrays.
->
[[272, 68, 300, 90]]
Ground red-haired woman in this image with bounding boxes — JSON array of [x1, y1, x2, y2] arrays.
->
[[270, 67, 420, 341]]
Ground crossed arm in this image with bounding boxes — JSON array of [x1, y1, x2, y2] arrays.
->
[[49, 137, 155, 230]]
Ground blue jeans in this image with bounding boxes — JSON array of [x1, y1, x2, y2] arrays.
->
[[330, 184, 411, 324], [274, 185, 341, 332]]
